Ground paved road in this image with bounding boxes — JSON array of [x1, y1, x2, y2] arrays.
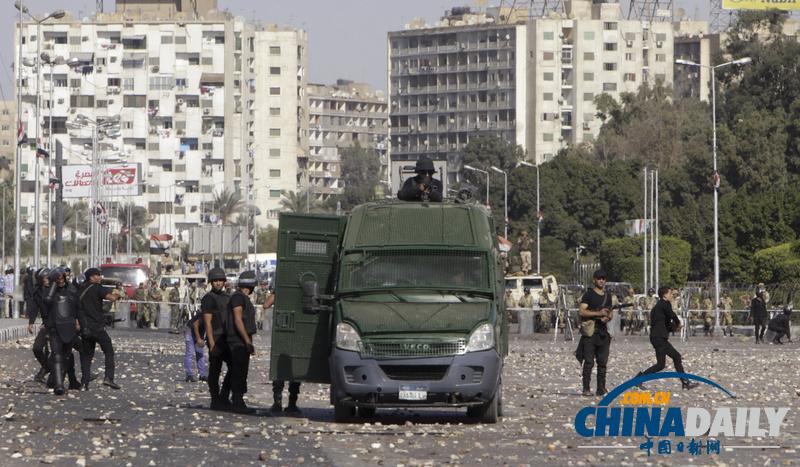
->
[[0, 328, 798, 466]]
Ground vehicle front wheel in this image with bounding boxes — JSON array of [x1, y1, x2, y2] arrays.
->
[[467, 383, 501, 424], [334, 400, 356, 422]]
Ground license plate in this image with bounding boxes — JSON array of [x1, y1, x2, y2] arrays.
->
[[399, 385, 427, 401]]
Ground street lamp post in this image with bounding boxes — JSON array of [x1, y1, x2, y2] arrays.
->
[[14, 3, 66, 269], [517, 160, 541, 274], [40, 53, 64, 267], [676, 56, 752, 333], [463, 165, 490, 207], [490, 166, 508, 238]]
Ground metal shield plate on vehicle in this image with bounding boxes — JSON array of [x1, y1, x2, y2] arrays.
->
[[399, 385, 427, 401]]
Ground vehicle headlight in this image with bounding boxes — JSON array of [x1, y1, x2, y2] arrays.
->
[[335, 322, 361, 352], [465, 323, 494, 352]]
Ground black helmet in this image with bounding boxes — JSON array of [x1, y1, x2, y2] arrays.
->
[[238, 270, 257, 289], [37, 268, 51, 279], [73, 274, 86, 286], [208, 268, 226, 281], [415, 156, 435, 173], [49, 267, 67, 282], [84, 267, 102, 279]]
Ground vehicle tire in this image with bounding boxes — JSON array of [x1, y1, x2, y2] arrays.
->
[[468, 383, 500, 424], [358, 406, 376, 418], [334, 400, 356, 422], [496, 381, 504, 418]]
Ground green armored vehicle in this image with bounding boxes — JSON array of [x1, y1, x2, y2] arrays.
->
[[269, 199, 507, 422]]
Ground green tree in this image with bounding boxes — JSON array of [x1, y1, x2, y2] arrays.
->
[[279, 190, 310, 213], [256, 225, 278, 253], [213, 189, 244, 224], [339, 143, 381, 209], [116, 203, 152, 253]]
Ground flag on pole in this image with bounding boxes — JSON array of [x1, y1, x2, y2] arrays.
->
[[36, 147, 49, 159], [149, 234, 173, 255], [537, 210, 544, 223], [713, 170, 720, 190], [17, 121, 27, 147]]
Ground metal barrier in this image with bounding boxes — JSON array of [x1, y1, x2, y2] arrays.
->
[[0, 322, 34, 345]]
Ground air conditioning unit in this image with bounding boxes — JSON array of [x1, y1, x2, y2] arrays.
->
[[21, 171, 27, 179], [97, 66, 103, 72], [583, 122, 590, 130], [151, 65, 159, 72], [656, 41, 663, 47], [626, 40, 633, 47], [203, 108, 210, 115]]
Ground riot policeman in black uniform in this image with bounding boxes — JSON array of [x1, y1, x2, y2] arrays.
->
[[44, 268, 82, 395], [225, 271, 258, 414], [27, 268, 52, 384], [202, 268, 232, 410], [397, 156, 443, 202], [77, 268, 121, 390]]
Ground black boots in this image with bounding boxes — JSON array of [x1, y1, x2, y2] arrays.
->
[[635, 372, 648, 390], [285, 393, 301, 414], [231, 393, 255, 414], [103, 378, 121, 390], [681, 379, 699, 390], [34, 368, 49, 384], [210, 394, 231, 411]]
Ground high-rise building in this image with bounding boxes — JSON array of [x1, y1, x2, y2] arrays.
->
[[14, 0, 307, 257], [0, 101, 15, 183], [308, 80, 388, 203], [387, 1, 678, 178]]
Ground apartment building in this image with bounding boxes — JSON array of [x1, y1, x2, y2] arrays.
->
[[14, 0, 306, 249], [387, 1, 677, 177], [387, 7, 528, 190], [308, 80, 388, 202], [0, 101, 15, 183]]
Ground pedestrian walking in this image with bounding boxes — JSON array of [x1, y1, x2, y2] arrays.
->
[[184, 304, 207, 383], [77, 268, 121, 390], [634, 286, 699, 390], [750, 290, 768, 344], [576, 270, 614, 397]]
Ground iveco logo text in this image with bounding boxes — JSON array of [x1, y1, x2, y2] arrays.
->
[[402, 344, 431, 351]]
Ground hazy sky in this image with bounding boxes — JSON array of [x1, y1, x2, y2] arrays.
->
[[0, 0, 710, 99]]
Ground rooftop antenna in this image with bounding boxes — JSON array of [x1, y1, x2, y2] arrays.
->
[[97, 0, 103, 13], [627, 0, 674, 22]]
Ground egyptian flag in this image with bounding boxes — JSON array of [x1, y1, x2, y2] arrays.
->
[[497, 235, 513, 253], [17, 122, 27, 147], [149, 233, 173, 255]]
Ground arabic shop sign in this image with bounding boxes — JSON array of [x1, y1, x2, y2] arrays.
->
[[62, 163, 141, 198]]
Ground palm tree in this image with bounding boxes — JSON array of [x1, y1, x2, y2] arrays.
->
[[279, 190, 309, 213], [212, 189, 244, 262], [117, 203, 153, 253], [62, 201, 88, 254]]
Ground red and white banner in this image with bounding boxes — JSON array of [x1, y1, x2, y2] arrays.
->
[[62, 163, 141, 198]]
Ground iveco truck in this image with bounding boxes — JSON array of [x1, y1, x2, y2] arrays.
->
[[269, 199, 507, 422]]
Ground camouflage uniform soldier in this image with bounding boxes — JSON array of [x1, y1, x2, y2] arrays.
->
[[134, 283, 148, 328], [624, 289, 636, 335], [168, 283, 182, 332], [517, 231, 533, 275], [689, 295, 701, 336], [701, 297, 714, 336], [147, 282, 163, 329], [721, 294, 734, 336]]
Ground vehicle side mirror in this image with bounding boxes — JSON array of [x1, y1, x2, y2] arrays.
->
[[302, 280, 332, 313]]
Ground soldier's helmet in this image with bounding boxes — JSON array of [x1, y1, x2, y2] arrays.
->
[[415, 156, 435, 174], [238, 270, 257, 290], [523, 287, 530, 293], [207, 268, 226, 282]]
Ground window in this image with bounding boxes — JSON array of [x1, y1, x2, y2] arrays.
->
[[269, 87, 281, 95], [123, 78, 134, 91], [175, 78, 187, 88], [583, 92, 594, 101], [269, 148, 280, 157], [269, 128, 281, 137], [201, 57, 213, 65], [543, 92, 553, 101], [269, 189, 281, 198], [96, 99, 108, 108], [655, 54, 666, 62], [543, 31, 554, 40], [543, 72, 554, 81], [269, 169, 281, 177], [583, 72, 594, 81], [269, 67, 281, 75], [70, 95, 95, 107], [603, 82, 617, 91], [95, 57, 106, 66], [625, 53, 634, 61], [655, 73, 666, 82], [542, 51, 554, 61], [604, 42, 617, 51], [175, 36, 187, 45], [542, 133, 554, 142], [655, 33, 667, 42], [603, 62, 617, 71], [215, 36, 225, 44], [583, 52, 595, 61], [270, 46, 281, 55], [70, 79, 81, 88], [624, 73, 636, 82], [149, 76, 174, 91], [123, 95, 146, 107], [269, 107, 281, 116], [188, 55, 200, 65], [583, 113, 593, 122], [584, 31, 595, 40], [603, 22, 617, 31], [161, 35, 173, 44]]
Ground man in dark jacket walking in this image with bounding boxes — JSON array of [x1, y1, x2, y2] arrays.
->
[[750, 290, 768, 344], [635, 286, 699, 390]]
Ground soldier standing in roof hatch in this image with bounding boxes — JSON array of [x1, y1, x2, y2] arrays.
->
[[397, 156, 443, 202]]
